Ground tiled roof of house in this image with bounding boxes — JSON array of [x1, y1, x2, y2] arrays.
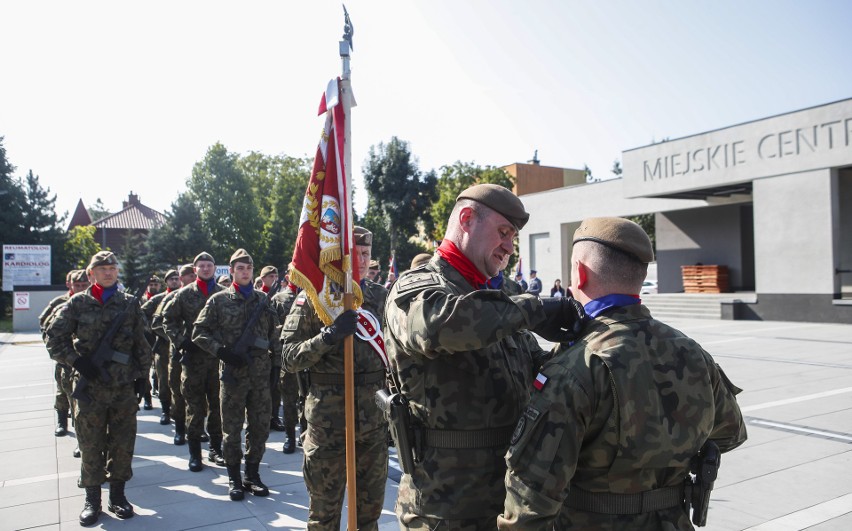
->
[[91, 194, 166, 230]]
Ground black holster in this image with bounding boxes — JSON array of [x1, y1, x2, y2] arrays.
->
[[375, 388, 419, 474], [686, 440, 721, 527]]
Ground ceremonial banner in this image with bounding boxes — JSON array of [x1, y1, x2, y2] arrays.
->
[[290, 78, 363, 325], [388, 253, 398, 278]]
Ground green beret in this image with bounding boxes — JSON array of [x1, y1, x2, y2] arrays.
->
[[71, 269, 89, 283], [179, 264, 195, 276], [229, 248, 253, 266], [456, 183, 529, 231], [193, 252, 215, 265], [217, 274, 232, 286], [410, 253, 432, 269], [164, 269, 178, 281], [148, 275, 161, 284], [354, 226, 372, 246], [573, 217, 655, 263], [88, 251, 118, 269], [260, 265, 278, 277]]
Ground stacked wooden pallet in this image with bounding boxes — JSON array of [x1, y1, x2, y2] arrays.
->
[[681, 265, 730, 293]]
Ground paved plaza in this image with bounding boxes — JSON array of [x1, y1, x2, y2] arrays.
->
[[1, 317, 850, 530]]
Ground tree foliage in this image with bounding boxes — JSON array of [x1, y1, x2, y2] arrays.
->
[[144, 193, 211, 271], [87, 198, 111, 222], [186, 142, 260, 262], [64, 226, 102, 269], [430, 161, 514, 240], [363, 137, 437, 257]]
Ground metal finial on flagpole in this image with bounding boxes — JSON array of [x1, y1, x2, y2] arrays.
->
[[340, 4, 354, 79]]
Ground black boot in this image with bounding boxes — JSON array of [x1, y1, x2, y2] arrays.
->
[[242, 462, 269, 496], [73, 445, 81, 458], [174, 421, 186, 445], [159, 405, 171, 425], [188, 439, 203, 472], [79, 486, 101, 526], [282, 427, 296, 454], [208, 438, 226, 466], [143, 390, 153, 410], [227, 464, 244, 501], [55, 410, 68, 437], [199, 431, 209, 442], [107, 481, 134, 519], [270, 416, 286, 432]]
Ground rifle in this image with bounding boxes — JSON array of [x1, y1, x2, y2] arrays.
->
[[221, 279, 280, 384], [72, 285, 146, 404]]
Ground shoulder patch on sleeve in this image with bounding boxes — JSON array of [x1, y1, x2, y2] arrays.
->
[[395, 272, 443, 294], [295, 293, 307, 306]]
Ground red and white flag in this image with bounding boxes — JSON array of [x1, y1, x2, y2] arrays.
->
[[533, 372, 548, 391], [289, 78, 363, 325]]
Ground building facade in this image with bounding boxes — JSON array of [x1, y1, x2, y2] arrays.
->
[[518, 98, 852, 323]]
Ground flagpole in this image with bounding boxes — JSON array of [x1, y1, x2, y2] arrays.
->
[[340, 6, 358, 530]]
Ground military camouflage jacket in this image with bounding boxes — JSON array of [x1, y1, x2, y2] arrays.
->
[[500, 304, 748, 530], [192, 284, 280, 360], [141, 290, 170, 357], [280, 279, 388, 431], [162, 281, 222, 356], [270, 285, 299, 367], [45, 287, 152, 385], [39, 292, 71, 334], [384, 255, 548, 520]]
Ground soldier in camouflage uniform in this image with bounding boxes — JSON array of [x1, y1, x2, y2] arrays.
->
[[281, 226, 389, 531], [151, 264, 196, 444], [384, 184, 582, 530], [139, 275, 162, 410], [141, 269, 180, 425], [271, 276, 302, 454], [258, 265, 287, 434], [163, 252, 224, 470], [39, 269, 90, 437], [193, 248, 279, 501], [45, 251, 152, 526], [499, 218, 748, 530]]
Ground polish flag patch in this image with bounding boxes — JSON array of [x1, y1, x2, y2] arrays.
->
[[533, 373, 548, 391]]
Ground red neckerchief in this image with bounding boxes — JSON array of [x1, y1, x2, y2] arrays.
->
[[91, 283, 104, 303], [196, 277, 213, 297], [261, 285, 270, 293], [166, 287, 173, 294], [145, 291, 154, 300], [67, 289, 74, 296], [437, 240, 487, 289], [288, 282, 299, 293]]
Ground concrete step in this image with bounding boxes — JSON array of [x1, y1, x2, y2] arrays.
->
[[639, 293, 752, 320]]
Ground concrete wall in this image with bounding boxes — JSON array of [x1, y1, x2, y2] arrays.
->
[[753, 169, 836, 295], [656, 204, 752, 292], [839, 169, 852, 296], [12, 286, 67, 332]]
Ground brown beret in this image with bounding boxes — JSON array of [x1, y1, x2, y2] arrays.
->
[[71, 269, 89, 283], [217, 274, 232, 286], [353, 226, 372, 246], [368, 260, 380, 270], [148, 275, 161, 284], [260, 265, 278, 277], [88, 251, 118, 269], [163, 269, 178, 281], [179, 264, 195, 276], [229, 248, 253, 266], [410, 253, 432, 269], [456, 183, 529, 231], [573, 217, 655, 263], [193, 252, 215, 265]]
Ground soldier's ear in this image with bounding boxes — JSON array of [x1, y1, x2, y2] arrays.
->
[[576, 261, 588, 290]]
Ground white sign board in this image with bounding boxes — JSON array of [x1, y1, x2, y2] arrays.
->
[[215, 265, 230, 280], [13, 291, 30, 310], [3, 245, 51, 291]]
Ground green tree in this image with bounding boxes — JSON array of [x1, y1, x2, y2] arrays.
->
[[363, 137, 437, 257], [120, 230, 147, 291], [20, 170, 69, 282], [143, 193, 211, 270], [186, 143, 261, 261], [430, 161, 514, 240], [0, 136, 26, 246], [87, 198, 111, 222], [611, 159, 622, 177], [64, 226, 102, 269]]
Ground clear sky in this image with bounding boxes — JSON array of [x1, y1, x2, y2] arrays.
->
[[2, 0, 850, 221]]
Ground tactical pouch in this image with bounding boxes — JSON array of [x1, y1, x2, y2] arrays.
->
[[688, 440, 721, 527], [375, 389, 417, 474]]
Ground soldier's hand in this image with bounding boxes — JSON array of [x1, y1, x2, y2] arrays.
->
[[133, 378, 145, 403], [180, 338, 203, 354], [217, 346, 246, 367], [320, 309, 358, 345], [72, 356, 99, 381], [533, 297, 587, 343]]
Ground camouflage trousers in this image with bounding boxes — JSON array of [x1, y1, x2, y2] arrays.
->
[[154, 351, 171, 409], [220, 354, 271, 465], [303, 423, 387, 531], [73, 381, 137, 487], [399, 515, 496, 531], [181, 353, 222, 441], [273, 368, 300, 430], [168, 354, 185, 425], [53, 363, 71, 413]]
